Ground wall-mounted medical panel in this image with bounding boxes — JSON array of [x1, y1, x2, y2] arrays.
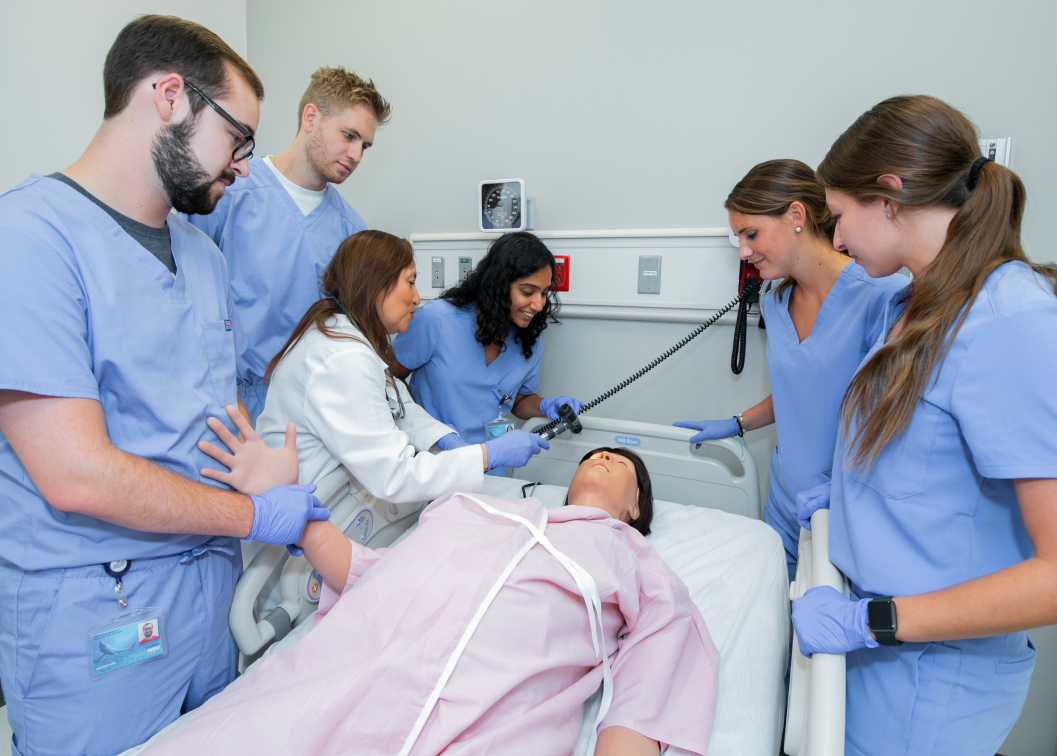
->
[[409, 229, 755, 325]]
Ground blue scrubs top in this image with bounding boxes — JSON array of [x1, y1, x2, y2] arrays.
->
[[186, 157, 366, 411], [761, 262, 907, 575], [831, 261, 1057, 755], [392, 299, 543, 444], [0, 175, 246, 571]]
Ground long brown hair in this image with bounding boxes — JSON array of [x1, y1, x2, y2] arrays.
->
[[818, 95, 1057, 467], [265, 230, 414, 383], [725, 159, 839, 303]]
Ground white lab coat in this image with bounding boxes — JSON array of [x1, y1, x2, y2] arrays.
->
[[256, 316, 484, 503]]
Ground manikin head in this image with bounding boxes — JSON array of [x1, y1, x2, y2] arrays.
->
[[102, 15, 264, 214], [292, 67, 391, 187], [566, 448, 654, 536]]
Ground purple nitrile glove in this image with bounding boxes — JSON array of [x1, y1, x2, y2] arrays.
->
[[539, 396, 585, 421], [792, 585, 879, 657], [673, 418, 739, 448], [247, 484, 330, 556], [484, 429, 550, 470], [435, 432, 471, 450], [796, 482, 831, 531]]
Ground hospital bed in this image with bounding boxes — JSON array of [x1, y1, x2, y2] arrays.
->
[[118, 417, 844, 756]]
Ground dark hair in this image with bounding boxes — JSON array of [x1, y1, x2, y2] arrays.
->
[[725, 159, 840, 303], [441, 232, 559, 359], [103, 15, 264, 119], [818, 95, 1057, 467], [566, 447, 655, 537], [266, 231, 414, 382]]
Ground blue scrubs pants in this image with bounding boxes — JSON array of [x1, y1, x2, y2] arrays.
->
[[764, 489, 799, 582], [846, 589, 1034, 756], [238, 378, 268, 429], [0, 539, 241, 756]]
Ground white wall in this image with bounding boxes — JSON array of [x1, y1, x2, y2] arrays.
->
[[244, 2, 1057, 754], [0, 0, 248, 193]]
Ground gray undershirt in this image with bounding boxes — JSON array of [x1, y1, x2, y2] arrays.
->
[[47, 172, 176, 275]]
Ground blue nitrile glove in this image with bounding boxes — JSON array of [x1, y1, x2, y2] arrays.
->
[[673, 418, 739, 447], [435, 432, 471, 451], [247, 484, 330, 556], [796, 482, 831, 531], [484, 429, 551, 471], [539, 396, 585, 421], [792, 585, 879, 656]]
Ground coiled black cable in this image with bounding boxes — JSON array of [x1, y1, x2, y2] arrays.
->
[[535, 290, 751, 436], [730, 279, 760, 375]]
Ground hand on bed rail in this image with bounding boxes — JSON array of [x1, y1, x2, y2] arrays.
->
[[795, 481, 831, 531], [198, 404, 299, 495], [792, 585, 878, 656]]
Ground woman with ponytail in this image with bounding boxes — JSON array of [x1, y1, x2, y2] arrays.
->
[[791, 95, 1057, 755], [675, 160, 906, 579]]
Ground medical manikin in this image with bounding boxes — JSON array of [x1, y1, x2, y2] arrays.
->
[[137, 447, 720, 756]]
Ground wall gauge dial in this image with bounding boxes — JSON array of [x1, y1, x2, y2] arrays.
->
[[479, 178, 526, 232]]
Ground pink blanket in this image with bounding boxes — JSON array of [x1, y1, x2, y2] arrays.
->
[[142, 493, 719, 755]]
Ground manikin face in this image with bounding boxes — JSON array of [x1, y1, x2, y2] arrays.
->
[[306, 103, 379, 185], [508, 266, 552, 329], [153, 73, 260, 215], [378, 265, 420, 334], [728, 208, 800, 281], [827, 188, 904, 278], [567, 450, 640, 524]]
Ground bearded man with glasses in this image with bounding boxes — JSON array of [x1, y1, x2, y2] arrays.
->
[[0, 15, 328, 756]]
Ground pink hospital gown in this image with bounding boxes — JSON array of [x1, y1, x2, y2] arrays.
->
[[141, 493, 720, 755]]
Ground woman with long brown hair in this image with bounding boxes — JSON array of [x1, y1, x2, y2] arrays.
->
[[198, 231, 549, 514], [791, 96, 1057, 755], [675, 160, 907, 579]]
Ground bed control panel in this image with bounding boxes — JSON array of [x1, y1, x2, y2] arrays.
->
[[345, 509, 374, 545]]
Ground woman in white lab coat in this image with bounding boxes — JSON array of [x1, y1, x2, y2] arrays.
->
[[199, 230, 549, 508]]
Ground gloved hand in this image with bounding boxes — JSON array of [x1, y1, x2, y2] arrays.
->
[[792, 585, 879, 656], [484, 429, 550, 471], [673, 418, 739, 447], [796, 482, 831, 531], [539, 396, 585, 421], [247, 484, 331, 556], [435, 432, 471, 451]]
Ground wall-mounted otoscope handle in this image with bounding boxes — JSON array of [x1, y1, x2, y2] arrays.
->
[[538, 403, 583, 441]]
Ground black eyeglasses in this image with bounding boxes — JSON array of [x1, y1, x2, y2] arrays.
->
[[154, 80, 255, 162]]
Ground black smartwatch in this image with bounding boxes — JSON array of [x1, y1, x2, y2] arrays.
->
[[867, 598, 903, 646]]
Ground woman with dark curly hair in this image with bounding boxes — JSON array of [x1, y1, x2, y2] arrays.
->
[[392, 232, 584, 468]]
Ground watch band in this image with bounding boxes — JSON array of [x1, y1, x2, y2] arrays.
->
[[867, 597, 903, 646], [733, 414, 745, 437]]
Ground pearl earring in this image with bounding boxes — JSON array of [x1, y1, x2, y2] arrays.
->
[[795, 226, 802, 233]]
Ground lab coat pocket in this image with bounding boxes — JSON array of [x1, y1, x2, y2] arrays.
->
[[201, 320, 238, 407], [844, 401, 941, 500]]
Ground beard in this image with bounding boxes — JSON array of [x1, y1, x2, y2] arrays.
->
[[151, 117, 235, 215], [305, 129, 351, 186]]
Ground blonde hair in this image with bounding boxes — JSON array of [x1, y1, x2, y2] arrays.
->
[[819, 95, 1057, 467], [296, 66, 391, 130], [725, 159, 838, 303]]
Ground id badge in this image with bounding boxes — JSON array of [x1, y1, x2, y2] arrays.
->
[[485, 416, 515, 440], [88, 607, 168, 680]]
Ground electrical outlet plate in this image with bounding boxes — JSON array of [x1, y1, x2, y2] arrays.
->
[[431, 257, 445, 288], [458, 257, 472, 283], [638, 255, 661, 295], [553, 255, 570, 292]]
